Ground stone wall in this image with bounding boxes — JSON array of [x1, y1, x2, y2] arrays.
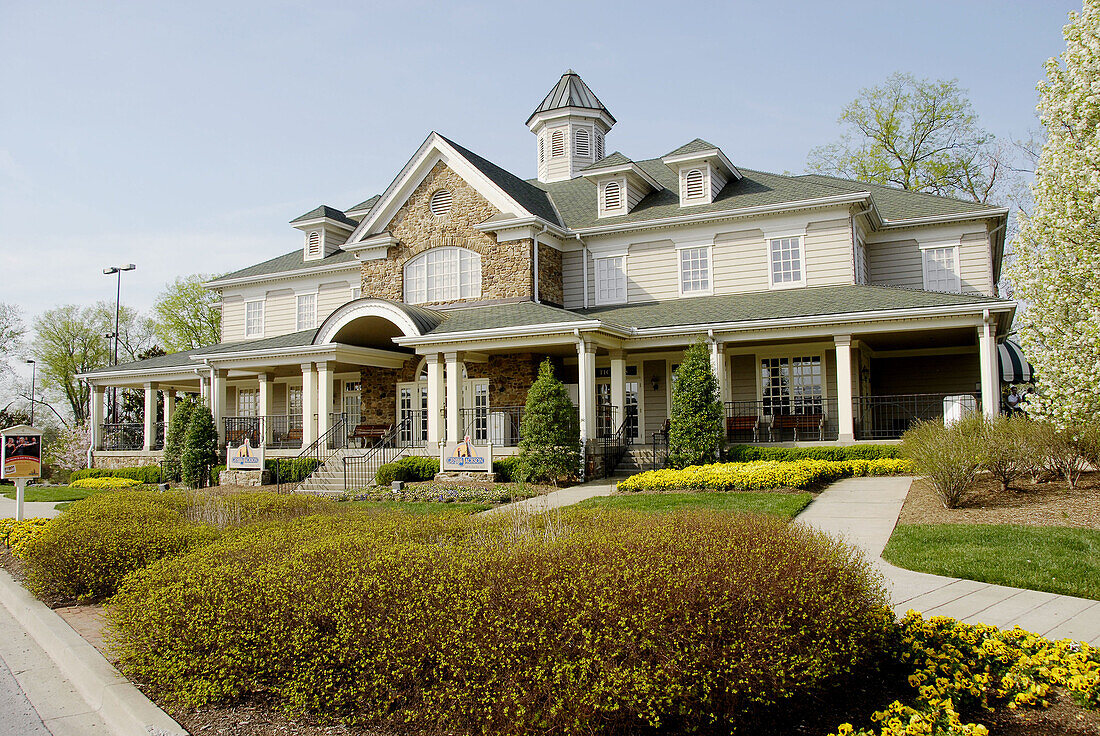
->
[[536, 242, 564, 307], [467, 353, 546, 407], [91, 452, 163, 470], [359, 361, 420, 425], [361, 162, 535, 304], [219, 469, 271, 487]]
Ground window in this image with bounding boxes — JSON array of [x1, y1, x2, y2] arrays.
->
[[760, 356, 823, 415], [403, 246, 482, 304], [296, 293, 316, 331], [288, 387, 303, 417], [595, 255, 627, 304], [575, 128, 591, 157], [429, 189, 452, 217], [237, 389, 257, 417], [684, 169, 705, 199], [603, 180, 622, 211], [769, 236, 804, 287], [245, 300, 264, 337], [679, 246, 711, 294], [307, 230, 321, 257], [923, 246, 960, 293], [595, 131, 604, 160], [551, 129, 565, 157]]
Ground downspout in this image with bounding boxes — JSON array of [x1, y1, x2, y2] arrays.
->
[[850, 202, 874, 284]]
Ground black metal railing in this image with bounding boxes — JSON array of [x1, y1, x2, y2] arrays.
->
[[276, 414, 349, 492], [723, 398, 840, 443], [224, 416, 262, 447], [344, 414, 422, 491], [267, 414, 304, 449], [600, 407, 635, 476], [102, 422, 143, 451], [595, 403, 617, 439], [854, 393, 981, 440], [651, 424, 669, 470], [154, 421, 166, 450]]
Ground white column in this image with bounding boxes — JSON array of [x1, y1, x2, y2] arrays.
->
[[301, 362, 318, 447], [199, 375, 210, 405], [610, 350, 626, 431], [834, 335, 855, 442], [258, 374, 272, 445], [90, 385, 105, 450], [163, 390, 176, 437], [978, 321, 999, 417], [710, 341, 728, 404], [426, 354, 444, 444], [142, 382, 158, 451], [577, 341, 597, 443], [211, 369, 228, 447], [445, 351, 462, 442], [317, 361, 334, 441]]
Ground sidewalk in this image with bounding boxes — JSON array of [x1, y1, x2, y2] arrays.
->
[[796, 476, 1100, 644], [0, 495, 63, 520], [481, 479, 617, 516]]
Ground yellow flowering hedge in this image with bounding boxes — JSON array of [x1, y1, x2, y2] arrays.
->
[[69, 476, 142, 489], [619, 458, 913, 493], [832, 611, 1100, 735], [0, 517, 53, 559]]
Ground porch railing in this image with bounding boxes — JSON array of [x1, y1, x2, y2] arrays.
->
[[854, 393, 981, 440], [723, 398, 840, 443], [600, 407, 634, 476], [154, 421, 166, 450], [267, 414, 304, 449], [275, 414, 350, 492], [458, 406, 584, 447], [224, 417, 263, 448], [102, 423, 143, 451], [343, 413, 422, 491]]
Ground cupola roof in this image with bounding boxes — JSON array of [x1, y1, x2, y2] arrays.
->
[[527, 70, 616, 125]]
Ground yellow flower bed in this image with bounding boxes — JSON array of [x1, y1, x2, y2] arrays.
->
[[0, 517, 53, 559], [69, 477, 142, 489], [832, 611, 1100, 735], [618, 458, 913, 492]]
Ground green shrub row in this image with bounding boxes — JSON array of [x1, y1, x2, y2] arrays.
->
[[375, 455, 440, 485], [492, 455, 522, 482], [70, 466, 163, 484], [266, 458, 322, 484], [108, 509, 893, 734], [725, 444, 901, 462]]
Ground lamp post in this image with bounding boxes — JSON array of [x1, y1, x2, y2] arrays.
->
[[24, 359, 35, 425], [103, 264, 136, 424]]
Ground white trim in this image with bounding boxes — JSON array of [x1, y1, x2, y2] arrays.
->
[[582, 163, 662, 191], [313, 298, 427, 345], [594, 254, 628, 306], [244, 299, 265, 338], [921, 244, 962, 294], [203, 260, 359, 289], [295, 291, 318, 331], [661, 147, 741, 180]]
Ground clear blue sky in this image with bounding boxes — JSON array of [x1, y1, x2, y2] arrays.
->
[[0, 0, 1079, 324]]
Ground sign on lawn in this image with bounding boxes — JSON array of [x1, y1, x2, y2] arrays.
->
[[227, 440, 264, 471], [441, 435, 491, 473], [2, 425, 42, 480]]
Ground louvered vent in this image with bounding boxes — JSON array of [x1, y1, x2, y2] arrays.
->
[[551, 129, 565, 157], [685, 169, 705, 199], [430, 189, 453, 216], [539, 136, 545, 163], [595, 132, 604, 161], [603, 180, 622, 211], [307, 230, 321, 256], [575, 128, 591, 157]]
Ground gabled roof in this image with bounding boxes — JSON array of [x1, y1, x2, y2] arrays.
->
[[290, 205, 357, 228], [794, 173, 995, 222], [581, 151, 632, 171], [346, 194, 380, 215], [439, 135, 561, 225], [527, 70, 615, 125], [662, 138, 720, 158], [205, 247, 358, 286]]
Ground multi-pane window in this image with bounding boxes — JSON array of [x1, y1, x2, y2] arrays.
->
[[288, 387, 303, 433], [575, 128, 591, 157], [923, 246, 960, 293], [470, 382, 489, 442], [603, 180, 622, 211], [296, 293, 316, 331], [551, 129, 565, 157], [760, 356, 823, 415], [237, 389, 257, 417], [403, 247, 482, 304], [769, 236, 804, 286], [679, 246, 711, 294], [245, 300, 264, 337], [595, 255, 627, 304], [684, 169, 705, 199], [398, 386, 428, 443]]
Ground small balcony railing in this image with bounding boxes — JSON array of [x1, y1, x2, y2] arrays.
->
[[853, 393, 980, 440], [102, 423, 143, 451]]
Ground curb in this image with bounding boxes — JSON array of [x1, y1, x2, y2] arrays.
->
[[0, 569, 187, 736]]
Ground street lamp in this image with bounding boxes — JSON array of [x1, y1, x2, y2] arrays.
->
[[24, 359, 35, 426], [103, 264, 136, 424]]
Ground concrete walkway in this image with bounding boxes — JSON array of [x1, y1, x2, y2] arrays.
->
[[0, 495, 63, 521], [797, 476, 1100, 644], [481, 479, 617, 516]]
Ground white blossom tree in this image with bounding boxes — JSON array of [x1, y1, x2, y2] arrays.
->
[[1008, 0, 1100, 426]]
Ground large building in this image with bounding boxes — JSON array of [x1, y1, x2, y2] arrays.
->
[[82, 71, 1015, 483]]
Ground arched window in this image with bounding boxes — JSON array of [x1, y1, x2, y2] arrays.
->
[[595, 131, 604, 161], [603, 180, 622, 211], [307, 230, 321, 257], [403, 247, 482, 304], [685, 169, 705, 199], [429, 189, 452, 216], [551, 129, 565, 157], [575, 128, 591, 157]]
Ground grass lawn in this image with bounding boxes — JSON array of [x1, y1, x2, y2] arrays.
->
[[1, 486, 105, 503], [883, 524, 1100, 601], [347, 500, 492, 515], [574, 491, 813, 519]]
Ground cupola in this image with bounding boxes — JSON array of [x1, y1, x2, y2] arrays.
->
[[660, 139, 741, 207], [290, 205, 357, 261], [528, 70, 616, 183]]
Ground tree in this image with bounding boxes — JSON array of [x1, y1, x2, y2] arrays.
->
[[1007, 0, 1100, 427], [152, 274, 222, 352], [0, 303, 24, 364], [181, 403, 219, 488], [163, 397, 196, 482], [808, 72, 1004, 203], [668, 341, 723, 468], [119, 346, 168, 423], [46, 424, 90, 474], [517, 359, 581, 484]]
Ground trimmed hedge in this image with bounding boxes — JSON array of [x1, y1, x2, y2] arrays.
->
[[725, 444, 901, 462], [375, 456, 440, 486], [70, 466, 163, 484], [492, 455, 522, 483], [70, 477, 142, 490], [618, 458, 912, 493], [109, 509, 894, 734], [265, 458, 321, 484]]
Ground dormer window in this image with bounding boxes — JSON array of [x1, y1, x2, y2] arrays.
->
[[603, 180, 622, 211], [685, 169, 705, 199], [575, 128, 591, 157], [551, 130, 565, 157], [307, 230, 321, 258]]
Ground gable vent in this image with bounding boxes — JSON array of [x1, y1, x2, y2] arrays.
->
[[603, 180, 622, 211], [551, 129, 565, 157], [307, 230, 321, 256], [685, 169, 705, 199], [430, 189, 453, 216], [575, 128, 591, 157], [539, 136, 545, 163]]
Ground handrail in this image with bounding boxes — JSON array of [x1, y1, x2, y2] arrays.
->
[[275, 414, 348, 492], [600, 407, 634, 476], [343, 414, 420, 492]]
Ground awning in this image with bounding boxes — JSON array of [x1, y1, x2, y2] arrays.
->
[[998, 340, 1033, 383]]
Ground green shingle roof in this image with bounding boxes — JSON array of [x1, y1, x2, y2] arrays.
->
[[440, 135, 562, 225], [425, 301, 590, 334], [794, 174, 996, 222], [83, 348, 206, 375], [206, 247, 358, 285], [662, 138, 719, 158], [195, 330, 319, 355], [581, 151, 632, 171], [346, 194, 380, 214], [289, 205, 357, 228]]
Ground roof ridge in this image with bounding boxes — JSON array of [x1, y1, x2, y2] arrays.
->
[[797, 172, 998, 209]]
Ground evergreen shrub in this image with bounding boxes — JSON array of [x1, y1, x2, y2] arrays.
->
[[375, 456, 440, 486], [517, 359, 580, 484], [265, 458, 322, 484], [669, 340, 724, 468], [181, 405, 219, 488], [726, 444, 901, 462], [492, 455, 521, 482], [162, 399, 195, 482], [70, 466, 163, 484]]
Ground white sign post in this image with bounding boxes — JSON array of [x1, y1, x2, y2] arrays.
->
[[2, 425, 43, 522]]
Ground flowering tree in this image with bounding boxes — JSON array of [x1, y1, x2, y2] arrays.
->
[[47, 424, 90, 473], [1008, 0, 1100, 427]]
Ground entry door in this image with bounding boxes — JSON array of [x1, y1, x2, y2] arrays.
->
[[342, 381, 361, 425], [594, 377, 641, 439]]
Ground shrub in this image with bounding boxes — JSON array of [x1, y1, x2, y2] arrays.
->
[[517, 359, 580, 484], [492, 455, 522, 482], [979, 414, 1028, 492], [266, 458, 321, 484], [0, 518, 53, 558], [109, 510, 894, 734], [726, 444, 901, 462], [1015, 419, 1058, 483], [210, 464, 225, 486], [181, 404, 219, 488], [70, 476, 142, 490], [375, 456, 440, 486], [1047, 423, 1100, 489], [669, 340, 724, 468], [618, 458, 912, 493], [900, 414, 985, 508], [71, 466, 162, 484], [162, 398, 195, 483]]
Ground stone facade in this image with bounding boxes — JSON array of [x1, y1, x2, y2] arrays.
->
[[537, 242, 564, 306], [219, 469, 271, 487], [91, 452, 162, 470], [359, 361, 420, 425]]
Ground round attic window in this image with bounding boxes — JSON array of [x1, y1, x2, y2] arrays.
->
[[429, 189, 453, 217]]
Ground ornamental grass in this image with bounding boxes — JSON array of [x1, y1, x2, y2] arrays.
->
[[618, 458, 912, 493], [108, 508, 894, 735]]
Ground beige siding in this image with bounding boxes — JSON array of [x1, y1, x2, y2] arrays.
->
[[959, 233, 993, 295], [872, 353, 981, 395], [804, 218, 853, 287], [263, 289, 295, 335], [729, 354, 757, 402], [625, 182, 646, 211], [318, 281, 354, 324], [220, 297, 245, 342], [713, 229, 769, 293], [563, 250, 586, 309], [868, 238, 923, 290], [642, 360, 667, 438], [710, 164, 729, 200], [627, 239, 677, 303]]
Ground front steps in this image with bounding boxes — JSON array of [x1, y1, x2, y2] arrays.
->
[[295, 448, 410, 495], [609, 446, 657, 477]]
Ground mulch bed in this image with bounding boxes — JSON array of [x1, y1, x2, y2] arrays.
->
[[898, 471, 1100, 529]]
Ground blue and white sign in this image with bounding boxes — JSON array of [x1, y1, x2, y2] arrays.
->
[[227, 440, 264, 471], [442, 435, 491, 473]]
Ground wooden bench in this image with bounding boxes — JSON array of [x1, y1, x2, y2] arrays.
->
[[349, 423, 391, 447], [725, 414, 773, 442], [773, 413, 825, 442], [272, 427, 302, 448]]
